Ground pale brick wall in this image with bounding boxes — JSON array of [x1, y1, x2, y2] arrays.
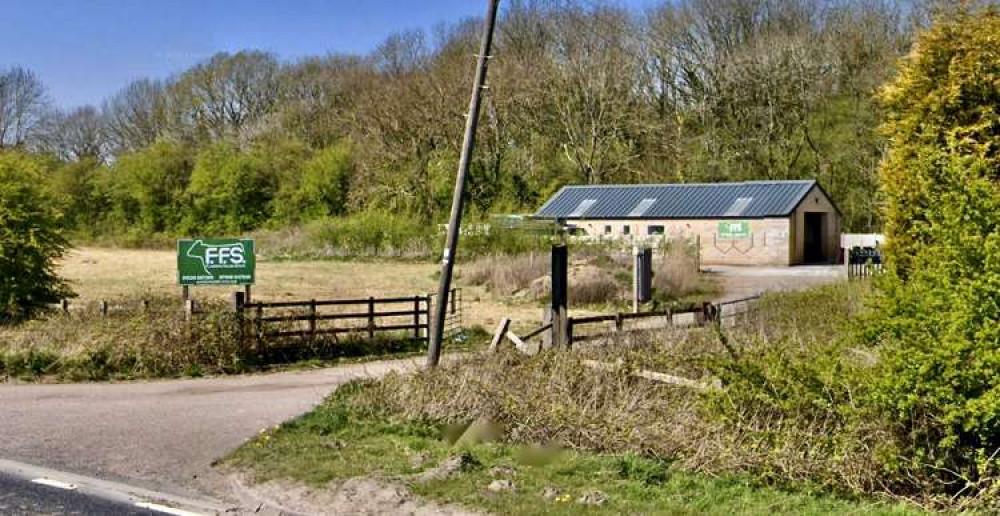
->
[[573, 217, 793, 266]]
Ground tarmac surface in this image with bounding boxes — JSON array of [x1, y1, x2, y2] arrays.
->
[[0, 358, 421, 508], [0, 472, 157, 516]]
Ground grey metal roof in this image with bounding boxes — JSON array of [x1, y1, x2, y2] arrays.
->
[[534, 180, 820, 220]]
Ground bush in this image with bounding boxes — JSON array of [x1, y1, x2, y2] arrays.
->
[[860, 7, 1000, 494], [0, 152, 74, 324]]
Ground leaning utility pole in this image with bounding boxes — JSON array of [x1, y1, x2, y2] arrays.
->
[[427, 0, 501, 368]]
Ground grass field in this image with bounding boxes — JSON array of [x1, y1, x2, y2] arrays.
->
[[58, 247, 547, 333]]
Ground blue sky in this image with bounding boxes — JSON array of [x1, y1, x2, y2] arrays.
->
[[0, 0, 659, 109]]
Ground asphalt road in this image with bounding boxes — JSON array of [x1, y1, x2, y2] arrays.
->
[[0, 358, 421, 507], [0, 472, 156, 515]]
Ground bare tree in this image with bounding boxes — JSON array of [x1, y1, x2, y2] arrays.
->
[[0, 66, 50, 149], [170, 51, 282, 141], [102, 78, 169, 154], [37, 106, 106, 161]]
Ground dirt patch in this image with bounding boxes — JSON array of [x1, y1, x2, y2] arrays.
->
[[229, 473, 480, 516]]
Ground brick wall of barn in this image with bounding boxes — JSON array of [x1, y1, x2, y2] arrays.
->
[[573, 217, 794, 266]]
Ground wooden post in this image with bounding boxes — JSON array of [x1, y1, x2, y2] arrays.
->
[[450, 288, 457, 314], [60, 299, 69, 315], [565, 316, 574, 349], [244, 284, 252, 303], [541, 309, 553, 350], [232, 291, 245, 341], [100, 300, 108, 318], [615, 313, 623, 333], [182, 285, 190, 303], [413, 296, 421, 340], [489, 318, 511, 352], [255, 304, 263, 339], [368, 296, 376, 341], [184, 299, 194, 321], [141, 299, 150, 313], [551, 244, 569, 349], [308, 299, 317, 337], [426, 294, 435, 341]]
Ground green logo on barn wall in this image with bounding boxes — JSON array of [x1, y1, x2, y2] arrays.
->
[[177, 239, 255, 286], [718, 221, 751, 239]]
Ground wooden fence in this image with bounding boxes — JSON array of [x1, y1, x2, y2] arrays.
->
[[237, 288, 462, 343], [493, 295, 761, 352], [568, 303, 711, 346]]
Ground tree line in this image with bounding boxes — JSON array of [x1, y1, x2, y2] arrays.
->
[[0, 0, 958, 239]]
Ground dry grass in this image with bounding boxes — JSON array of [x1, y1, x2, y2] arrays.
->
[[460, 253, 549, 296], [652, 242, 702, 298], [366, 330, 724, 468], [347, 283, 921, 506], [57, 247, 544, 332], [461, 244, 706, 308]]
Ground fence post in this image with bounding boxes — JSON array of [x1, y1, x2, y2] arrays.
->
[[231, 291, 245, 341], [308, 299, 317, 337], [450, 288, 457, 315], [614, 312, 623, 333], [565, 316, 574, 349], [414, 296, 421, 340], [426, 294, 435, 341], [255, 304, 263, 339], [60, 299, 69, 315], [100, 300, 108, 318], [184, 299, 194, 321], [141, 299, 150, 313], [551, 244, 568, 349], [368, 296, 376, 341]]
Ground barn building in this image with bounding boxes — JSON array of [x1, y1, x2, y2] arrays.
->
[[534, 180, 841, 266]]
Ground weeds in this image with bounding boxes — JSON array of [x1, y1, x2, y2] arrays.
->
[[227, 379, 924, 515], [461, 242, 706, 306], [0, 295, 436, 381]]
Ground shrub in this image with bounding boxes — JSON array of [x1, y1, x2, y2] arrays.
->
[[860, 7, 1000, 494], [0, 152, 74, 324]]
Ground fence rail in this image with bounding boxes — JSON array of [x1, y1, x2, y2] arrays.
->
[[566, 296, 760, 347], [239, 288, 462, 343]]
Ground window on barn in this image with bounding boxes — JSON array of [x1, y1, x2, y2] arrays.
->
[[623, 225, 631, 235], [604, 225, 612, 235], [647, 225, 665, 235]]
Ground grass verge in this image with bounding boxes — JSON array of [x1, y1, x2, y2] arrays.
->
[[225, 381, 923, 515]]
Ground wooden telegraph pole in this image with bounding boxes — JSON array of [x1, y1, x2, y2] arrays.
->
[[427, 0, 501, 368]]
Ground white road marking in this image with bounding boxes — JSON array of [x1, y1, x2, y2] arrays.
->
[[30, 478, 77, 490], [134, 501, 207, 516]]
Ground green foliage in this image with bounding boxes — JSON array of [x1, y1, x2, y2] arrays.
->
[[861, 7, 1000, 493], [274, 142, 354, 223], [183, 142, 279, 234], [103, 140, 194, 233], [0, 152, 74, 324]]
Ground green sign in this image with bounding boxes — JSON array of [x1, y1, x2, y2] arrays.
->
[[718, 221, 751, 239], [177, 239, 255, 286]]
